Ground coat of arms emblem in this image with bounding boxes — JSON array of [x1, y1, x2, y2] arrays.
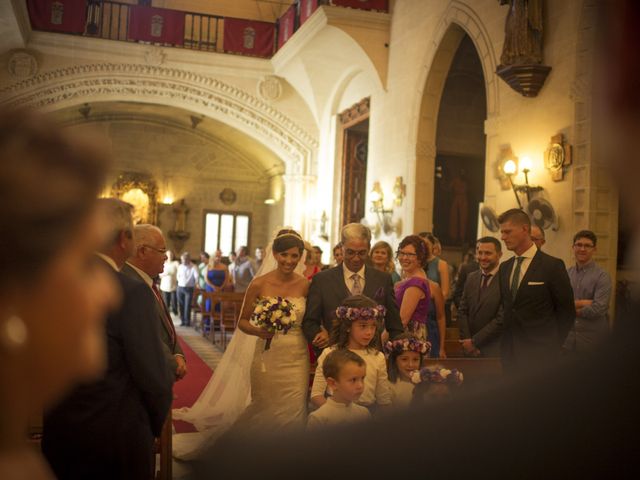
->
[[243, 27, 256, 49], [151, 15, 164, 38], [51, 1, 64, 25]]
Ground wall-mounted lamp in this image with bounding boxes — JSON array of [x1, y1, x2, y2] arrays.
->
[[503, 156, 543, 209], [264, 198, 276, 205], [370, 181, 401, 235], [393, 176, 406, 207], [370, 182, 391, 215]]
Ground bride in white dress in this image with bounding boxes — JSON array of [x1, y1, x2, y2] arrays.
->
[[173, 229, 310, 459]]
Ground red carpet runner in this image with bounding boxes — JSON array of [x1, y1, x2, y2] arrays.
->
[[172, 336, 213, 433]]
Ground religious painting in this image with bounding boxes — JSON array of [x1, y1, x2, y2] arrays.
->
[[110, 172, 158, 224]]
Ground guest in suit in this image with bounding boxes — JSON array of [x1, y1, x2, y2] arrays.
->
[[457, 237, 503, 357], [42, 199, 174, 480], [0, 109, 118, 479], [123, 224, 187, 380], [303, 223, 404, 353], [497, 209, 575, 371], [451, 254, 479, 309]]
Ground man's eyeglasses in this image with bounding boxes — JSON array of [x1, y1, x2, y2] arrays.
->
[[142, 244, 168, 254], [573, 243, 594, 250], [396, 251, 417, 258], [344, 249, 369, 258]]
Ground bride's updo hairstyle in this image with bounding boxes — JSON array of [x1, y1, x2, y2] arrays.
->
[[272, 228, 305, 254]]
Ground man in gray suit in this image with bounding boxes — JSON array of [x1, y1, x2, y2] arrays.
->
[[303, 223, 404, 353], [123, 224, 187, 380], [458, 236, 504, 357]]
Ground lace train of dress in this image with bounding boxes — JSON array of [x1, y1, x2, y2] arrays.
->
[[172, 297, 309, 460]]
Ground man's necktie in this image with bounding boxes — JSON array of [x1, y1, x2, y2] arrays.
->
[[510, 257, 525, 300], [151, 283, 177, 349], [479, 273, 492, 298], [351, 273, 362, 295]]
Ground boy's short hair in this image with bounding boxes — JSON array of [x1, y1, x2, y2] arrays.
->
[[322, 349, 365, 380]]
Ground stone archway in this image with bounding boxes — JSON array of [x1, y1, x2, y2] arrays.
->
[[0, 63, 318, 177], [410, 3, 499, 233]]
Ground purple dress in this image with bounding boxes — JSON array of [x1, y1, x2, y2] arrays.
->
[[394, 277, 431, 341]]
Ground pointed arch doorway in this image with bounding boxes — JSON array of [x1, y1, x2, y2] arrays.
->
[[433, 33, 487, 248]]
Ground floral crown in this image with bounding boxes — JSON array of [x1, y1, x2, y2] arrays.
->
[[335, 304, 386, 321], [410, 366, 464, 386], [385, 337, 431, 356]]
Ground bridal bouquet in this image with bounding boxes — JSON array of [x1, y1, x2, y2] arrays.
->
[[250, 296, 297, 351]]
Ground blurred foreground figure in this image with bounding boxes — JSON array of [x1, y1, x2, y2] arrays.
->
[[43, 199, 174, 479], [0, 109, 118, 479], [191, 2, 640, 478]]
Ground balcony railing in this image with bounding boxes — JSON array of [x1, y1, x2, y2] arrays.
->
[[26, 0, 389, 58], [92, 1, 222, 52]]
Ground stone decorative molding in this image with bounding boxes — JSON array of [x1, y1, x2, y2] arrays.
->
[[144, 46, 166, 66], [0, 63, 318, 175], [338, 97, 370, 125], [257, 75, 283, 102], [7, 51, 38, 80]]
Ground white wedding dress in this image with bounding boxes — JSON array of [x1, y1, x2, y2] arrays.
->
[[173, 245, 310, 460], [233, 297, 309, 430]]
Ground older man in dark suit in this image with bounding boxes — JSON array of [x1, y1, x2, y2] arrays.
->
[[497, 209, 575, 371], [457, 236, 503, 357], [123, 224, 187, 380], [302, 223, 404, 352], [43, 199, 173, 480]]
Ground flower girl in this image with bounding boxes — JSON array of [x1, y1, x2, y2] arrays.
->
[[385, 334, 431, 409], [310, 295, 392, 412], [307, 349, 370, 429]]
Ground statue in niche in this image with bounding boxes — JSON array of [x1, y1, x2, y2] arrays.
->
[[172, 199, 189, 233], [499, 0, 544, 65]]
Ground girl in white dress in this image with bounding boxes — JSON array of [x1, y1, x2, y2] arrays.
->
[[310, 295, 392, 412], [385, 334, 431, 409], [173, 229, 309, 459]]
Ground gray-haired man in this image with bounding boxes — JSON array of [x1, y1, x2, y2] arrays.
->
[[302, 223, 404, 354]]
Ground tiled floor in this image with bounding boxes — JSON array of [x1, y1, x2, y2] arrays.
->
[[174, 315, 225, 370]]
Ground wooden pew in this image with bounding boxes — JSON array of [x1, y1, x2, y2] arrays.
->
[[154, 411, 172, 480], [208, 292, 244, 349]]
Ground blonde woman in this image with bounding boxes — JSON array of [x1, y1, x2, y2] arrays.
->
[[370, 240, 401, 284]]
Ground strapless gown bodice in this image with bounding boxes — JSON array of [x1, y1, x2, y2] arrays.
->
[[234, 296, 309, 431]]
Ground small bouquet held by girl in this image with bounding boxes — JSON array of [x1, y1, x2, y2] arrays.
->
[[250, 296, 297, 351], [410, 364, 464, 404]]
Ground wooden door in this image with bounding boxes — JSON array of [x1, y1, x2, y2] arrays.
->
[[341, 130, 368, 225]]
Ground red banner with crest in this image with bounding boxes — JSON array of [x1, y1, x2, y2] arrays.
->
[[128, 6, 185, 45], [277, 5, 296, 50], [27, 0, 87, 33], [224, 18, 275, 58]]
